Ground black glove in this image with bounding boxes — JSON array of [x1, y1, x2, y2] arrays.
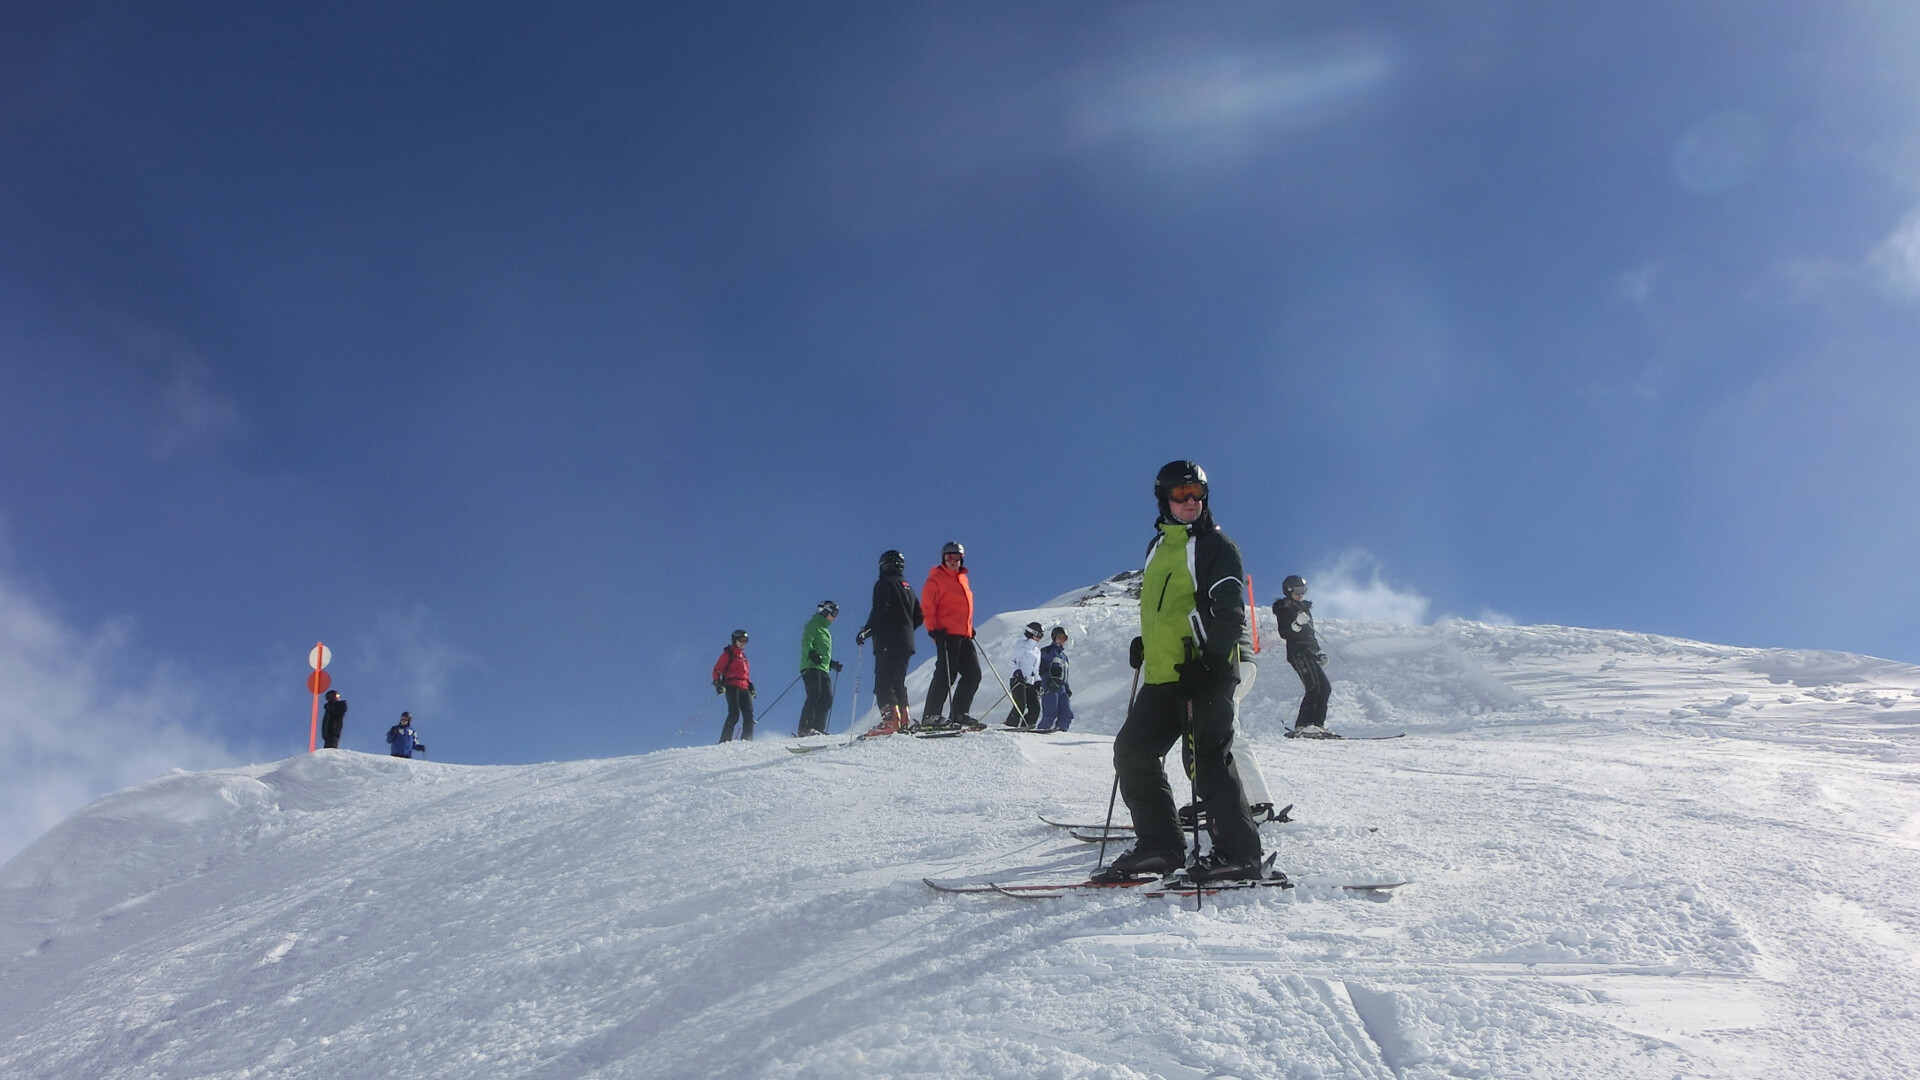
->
[[1316, 652, 1328, 664], [749, 682, 758, 698], [1175, 653, 1215, 691], [713, 680, 724, 695], [855, 628, 871, 645], [1128, 636, 1144, 670], [808, 650, 823, 667], [829, 660, 843, 672], [415, 744, 426, 754]]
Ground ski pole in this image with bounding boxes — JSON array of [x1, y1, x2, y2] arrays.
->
[[977, 686, 1009, 725], [675, 697, 721, 734], [1185, 699, 1202, 912], [744, 673, 804, 733], [842, 639, 865, 746], [1097, 664, 1142, 868], [970, 636, 1030, 727], [827, 666, 841, 735], [931, 633, 962, 722]]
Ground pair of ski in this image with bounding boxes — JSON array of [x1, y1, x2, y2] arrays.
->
[[1039, 803, 1294, 839], [924, 873, 1406, 900], [787, 724, 981, 753], [1284, 728, 1405, 740]]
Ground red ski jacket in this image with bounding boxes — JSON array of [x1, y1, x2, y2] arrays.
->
[[711, 645, 751, 689], [921, 563, 975, 638]]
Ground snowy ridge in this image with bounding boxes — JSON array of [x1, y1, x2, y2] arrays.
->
[[4, 587, 1920, 1078]]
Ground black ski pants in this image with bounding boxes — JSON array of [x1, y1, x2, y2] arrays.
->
[[797, 669, 834, 735], [923, 632, 981, 721], [873, 649, 911, 709], [1004, 676, 1041, 727], [719, 685, 755, 742], [1290, 653, 1331, 730], [1113, 677, 1263, 863]]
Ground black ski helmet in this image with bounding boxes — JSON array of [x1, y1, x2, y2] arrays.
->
[[941, 540, 965, 558], [1154, 460, 1209, 517], [731, 629, 749, 643], [1051, 625, 1068, 640], [818, 600, 839, 617], [1282, 575, 1308, 595], [1024, 621, 1044, 638], [879, 549, 906, 573]]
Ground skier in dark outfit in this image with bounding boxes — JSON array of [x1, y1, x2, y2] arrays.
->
[[855, 550, 923, 737], [1100, 461, 1266, 884], [712, 630, 756, 742], [1035, 626, 1075, 732], [320, 690, 348, 749], [1275, 575, 1332, 733]]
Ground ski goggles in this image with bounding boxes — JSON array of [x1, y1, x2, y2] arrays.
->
[[1166, 483, 1207, 503]]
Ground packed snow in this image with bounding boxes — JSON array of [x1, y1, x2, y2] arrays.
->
[[4, 579, 1919, 1079]]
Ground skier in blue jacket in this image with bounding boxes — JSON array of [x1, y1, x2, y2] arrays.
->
[[1035, 626, 1075, 732], [386, 713, 427, 758]]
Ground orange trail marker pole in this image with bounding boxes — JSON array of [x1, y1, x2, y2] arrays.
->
[[1246, 575, 1260, 654], [307, 642, 332, 751]]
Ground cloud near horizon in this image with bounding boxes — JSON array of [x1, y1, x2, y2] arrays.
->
[[1309, 549, 1432, 625], [0, 572, 239, 865]]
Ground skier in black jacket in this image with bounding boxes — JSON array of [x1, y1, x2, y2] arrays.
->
[[320, 690, 348, 749], [1275, 575, 1331, 733], [855, 550, 923, 737]]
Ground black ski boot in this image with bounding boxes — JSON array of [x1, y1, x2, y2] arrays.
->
[[1092, 846, 1183, 883], [1188, 850, 1270, 884]]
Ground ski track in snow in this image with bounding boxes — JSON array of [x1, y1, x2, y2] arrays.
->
[[3, 596, 1919, 1079]]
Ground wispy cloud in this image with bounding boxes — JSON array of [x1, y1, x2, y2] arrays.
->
[[1071, 41, 1394, 148], [352, 607, 476, 724], [79, 305, 246, 461], [1869, 207, 1920, 299], [0, 570, 237, 864], [1309, 549, 1431, 625]]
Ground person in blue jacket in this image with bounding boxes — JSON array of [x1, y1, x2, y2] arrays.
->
[[1035, 626, 1076, 732], [386, 712, 427, 758]]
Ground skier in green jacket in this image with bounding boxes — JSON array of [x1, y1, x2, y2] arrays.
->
[[796, 601, 842, 736], [1098, 461, 1267, 885]]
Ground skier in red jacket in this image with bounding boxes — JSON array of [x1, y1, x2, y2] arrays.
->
[[711, 629, 756, 742], [921, 541, 983, 729]]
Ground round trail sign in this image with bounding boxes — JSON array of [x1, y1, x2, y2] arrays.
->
[[309, 644, 332, 671], [307, 670, 332, 695]]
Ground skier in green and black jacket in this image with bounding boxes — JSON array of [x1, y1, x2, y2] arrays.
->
[[796, 601, 842, 736], [1099, 460, 1266, 885]]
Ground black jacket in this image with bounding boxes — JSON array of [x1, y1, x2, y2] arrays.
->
[[861, 571, 923, 656], [1273, 596, 1321, 661]]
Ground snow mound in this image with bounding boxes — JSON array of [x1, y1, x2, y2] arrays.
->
[[4, 593, 1920, 1078]]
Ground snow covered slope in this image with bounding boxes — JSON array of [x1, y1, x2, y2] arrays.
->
[[4, 585, 1920, 1079]]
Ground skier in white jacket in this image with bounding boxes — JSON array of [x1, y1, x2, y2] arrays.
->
[[1002, 621, 1044, 728]]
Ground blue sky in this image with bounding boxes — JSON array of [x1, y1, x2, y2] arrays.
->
[[4, 2, 1919, 853]]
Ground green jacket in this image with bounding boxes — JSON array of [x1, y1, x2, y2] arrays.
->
[[1139, 518, 1251, 686], [799, 613, 834, 673]]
